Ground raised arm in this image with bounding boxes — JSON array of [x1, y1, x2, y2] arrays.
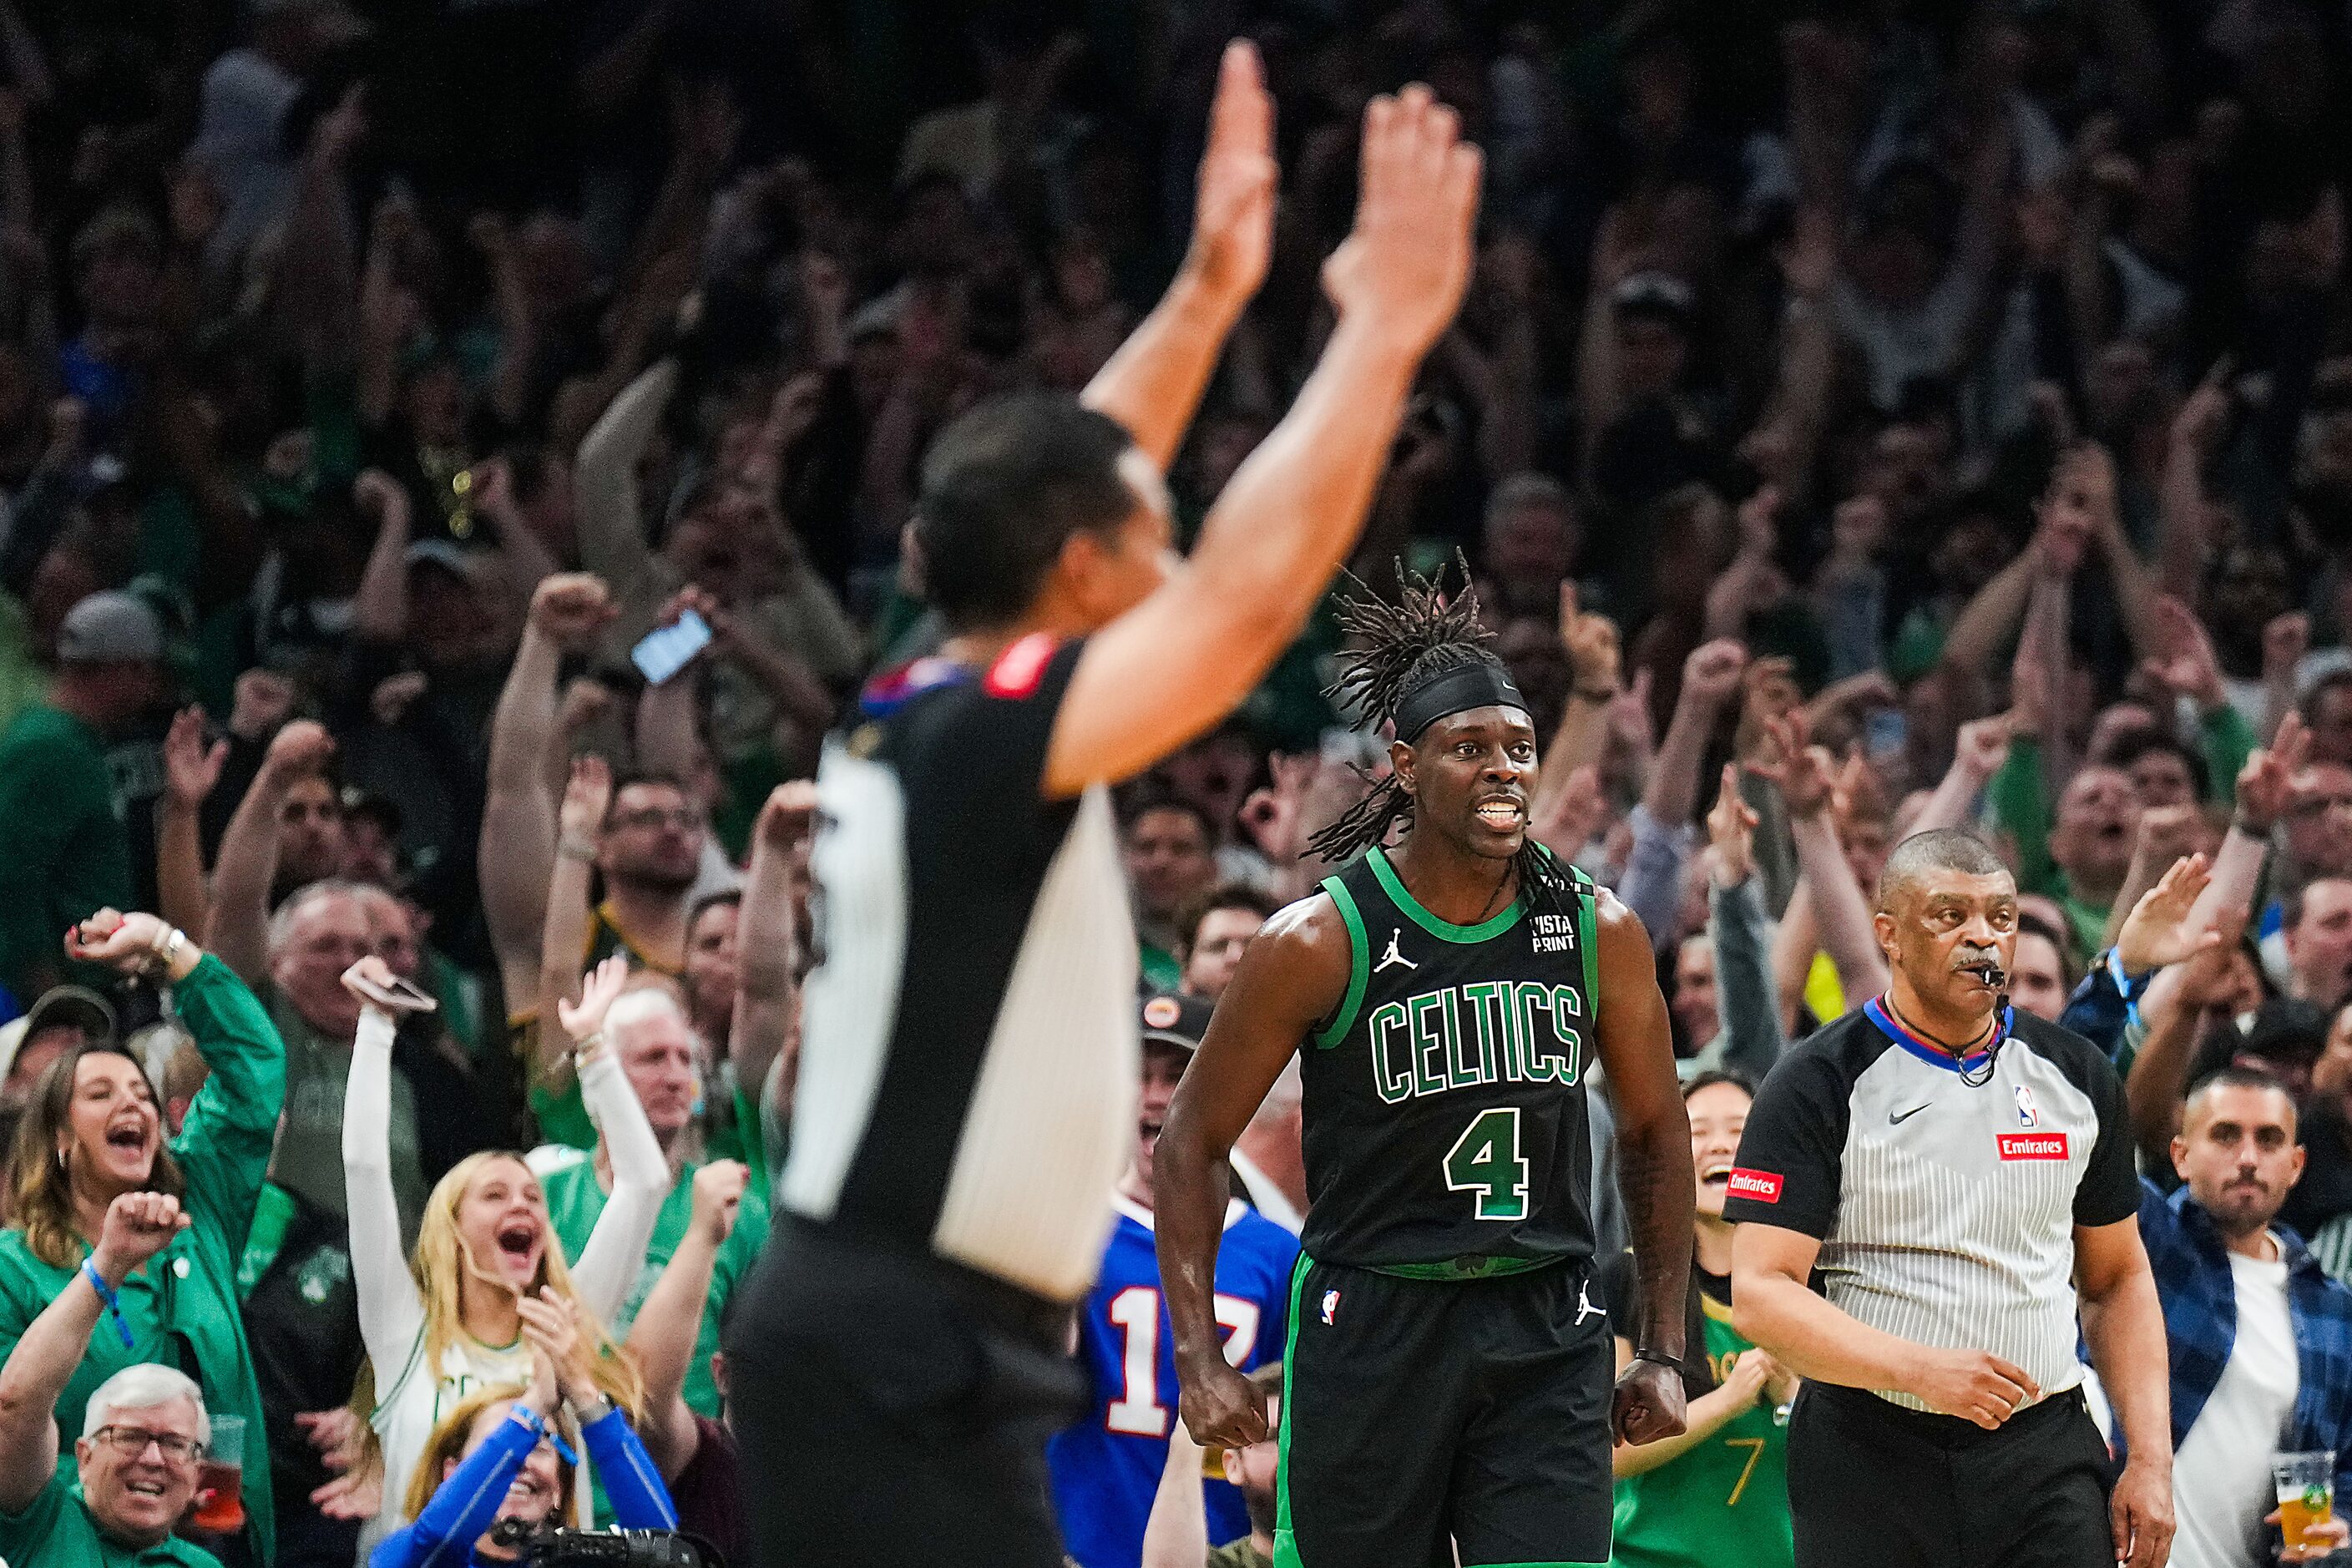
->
[[1139, 1414, 1212, 1568], [351, 470, 414, 645], [1589, 891, 1693, 1444], [482, 575, 615, 1003], [340, 969, 428, 1373], [733, 783, 812, 1120], [1699, 766, 1787, 1082], [1530, 584, 1626, 813], [560, 958, 675, 1323], [623, 1161, 746, 1479], [1751, 714, 1889, 999], [1044, 85, 1480, 795], [1161, 903, 1348, 1451], [1619, 640, 1747, 949], [155, 707, 225, 942], [0, 1194, 186, 1513], [532, 756, 609, 1095], [1911, 714, 2011, 835], [1080, 42, 1271, 472], [205, 719, 334, 985]]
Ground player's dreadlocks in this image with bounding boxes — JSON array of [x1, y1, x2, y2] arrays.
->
[[1307, 559, 1573, 913]]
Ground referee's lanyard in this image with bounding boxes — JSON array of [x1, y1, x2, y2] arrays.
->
[[1862, 996, 2015, 1087]]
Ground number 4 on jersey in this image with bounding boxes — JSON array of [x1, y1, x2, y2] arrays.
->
[[1444, 1106, 1530, 1221]]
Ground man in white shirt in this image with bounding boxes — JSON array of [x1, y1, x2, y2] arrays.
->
[[2146, 1067, 2352, 1566]]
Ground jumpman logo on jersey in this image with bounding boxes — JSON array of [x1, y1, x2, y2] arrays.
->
[[1575, 1279, 1601, 1324], [1374, 928, 1418, 974]]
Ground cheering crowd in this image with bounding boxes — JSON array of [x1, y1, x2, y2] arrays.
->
[[0, 0, 2349, 1566]]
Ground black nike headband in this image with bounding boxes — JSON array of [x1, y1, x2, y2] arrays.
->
[[1393, 662, 1529, 744]]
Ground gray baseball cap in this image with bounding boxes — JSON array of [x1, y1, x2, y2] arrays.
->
[[57, 592, 165, 665]]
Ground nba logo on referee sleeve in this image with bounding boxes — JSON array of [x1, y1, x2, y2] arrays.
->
[[1725, 1168, 1782, 1203]]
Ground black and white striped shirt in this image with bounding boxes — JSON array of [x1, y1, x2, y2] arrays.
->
[[1722, 1002, 2138, 1411], [779, 634, 1139, 1303]]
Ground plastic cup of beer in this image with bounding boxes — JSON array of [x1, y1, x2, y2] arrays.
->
[[193, 1414, 245, 1535], [2274, 1449, 2335, 1552]]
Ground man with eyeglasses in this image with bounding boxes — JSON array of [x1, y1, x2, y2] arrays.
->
[[0, 1190, 222, 1566]]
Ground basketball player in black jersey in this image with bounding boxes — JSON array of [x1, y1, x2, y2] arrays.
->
[[727, 48, 1489, 1568], [1156, 573, 1694, 1568]]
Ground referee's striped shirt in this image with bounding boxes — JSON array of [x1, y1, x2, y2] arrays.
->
[[1722, 1001, 2139, 1412]]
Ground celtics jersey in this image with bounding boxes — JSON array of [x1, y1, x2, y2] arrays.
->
[[1606, 1277, 1793, 1568], [1298, 847, 1598, 1273]]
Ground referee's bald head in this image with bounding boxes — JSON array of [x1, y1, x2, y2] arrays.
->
[[1875, 829, 2013, 912]]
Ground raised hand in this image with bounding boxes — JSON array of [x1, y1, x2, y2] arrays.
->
[[1319, 84, 1483, 360], [261, 719, 335, 781], [756, 780, 819, 853], [1952, 713, 2013, 782], [2114, 853, 2223, 974], [339, 955, 433, 1014], [352, 468, 408, 529], [1530, 764, 1606, 862], [690, 1159, 749, 1245], [2264, 612, 2311, 685], [1183, 42, 1277, 309], [229, 669, 295, 743], [66, 910, 178, 974], [90, 1191, 189, 1285], [1240, 753, 1315, 862], [1748, 712, 1836, 820], [1680, 640, 1750, 711], [2235, 713, 2309, 835], [1707, 763, 1758, 886], [2142, 596, 2226, 708], [528, 574, 618, 650], [518, 1287, 599, 1409], [163, 708, 226, 808], [560, 754, 613, 842], [558, 954, 632, 1050], [1559, 581, 1621, 694]]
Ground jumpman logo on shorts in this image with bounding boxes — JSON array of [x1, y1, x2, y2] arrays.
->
[[1375, 928, 1418, 974], [1576, 1279, 1601, 1324]]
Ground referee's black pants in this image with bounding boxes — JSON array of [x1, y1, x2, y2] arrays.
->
[[1788, 1381, 2115, 1568], [725, 1215, 1085, 1568]]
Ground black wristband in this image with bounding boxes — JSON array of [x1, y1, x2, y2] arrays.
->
[[1631, 1347, 1683, 1370]]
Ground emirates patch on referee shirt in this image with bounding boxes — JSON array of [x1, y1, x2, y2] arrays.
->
[[1997, 1132, 2069, 1161], [1725, 1168, 1783, 1202]]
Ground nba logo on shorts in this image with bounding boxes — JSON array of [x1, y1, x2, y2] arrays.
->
[[1321, 1290, 1340, 1326], [2015, 1085, 2040, 1128]]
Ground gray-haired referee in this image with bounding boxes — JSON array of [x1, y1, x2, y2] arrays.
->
[[1724, 830, 2175, 1568]]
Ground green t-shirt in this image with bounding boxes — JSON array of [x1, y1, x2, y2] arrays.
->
[[1609, 1291, 1793, 1568], [0, 701, 134, 998], [0, 1464, 222, 1568], [265, 988, 425, 1245], [538, 1154, 771, 1419], [0, 958, 283, 1562], [1206, 1540, 1273, 1568]]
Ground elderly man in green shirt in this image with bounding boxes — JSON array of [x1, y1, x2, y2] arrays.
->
[[0, 909, 286, 1562], [0, 1186, 222, 1567]]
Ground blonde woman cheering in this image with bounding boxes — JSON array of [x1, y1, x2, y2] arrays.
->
[[343, 954, 670, 1552]]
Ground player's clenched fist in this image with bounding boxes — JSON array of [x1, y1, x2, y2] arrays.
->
[[1176, 1352, 1269, 1452], [1900, 1345, 2039, 1430], [1611, 1355, 1688, 1446], [1321, 83, 1481, 360]]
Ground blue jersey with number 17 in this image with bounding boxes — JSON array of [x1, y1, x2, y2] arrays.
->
[[1047, 1196, 1298, 1568]]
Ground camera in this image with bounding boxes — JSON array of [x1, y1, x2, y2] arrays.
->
[[488, 1521, 721, 1567]]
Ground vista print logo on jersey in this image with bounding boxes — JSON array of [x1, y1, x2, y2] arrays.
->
[[2015, 1084, 2040, 1128], [1725, 1167, 1782, 1203], [1530, 912, 1577, 955]]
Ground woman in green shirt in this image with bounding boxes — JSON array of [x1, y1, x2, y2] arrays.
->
[[1605, 1072, 1797, 1568], [0, 908, 286, 1563]]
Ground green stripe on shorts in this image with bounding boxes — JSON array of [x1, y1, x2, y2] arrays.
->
[[1273, 1250, 1310, 1568]]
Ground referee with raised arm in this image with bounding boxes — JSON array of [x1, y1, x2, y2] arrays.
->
[[1725, 827, 2176, 1568], [723, 47, 1485, 1568]]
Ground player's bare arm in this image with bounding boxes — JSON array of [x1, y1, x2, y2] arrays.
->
[[1044, 83, 1481, 796], [1587, 889, 1693, 1444], [2073, 1216, 2173, 1568], [1730, 1222, 2040, 1430], [1156, 898, 1350, 1449]]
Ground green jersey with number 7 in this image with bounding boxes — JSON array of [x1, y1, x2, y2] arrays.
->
[[1298, 841, 1598, 1275]]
